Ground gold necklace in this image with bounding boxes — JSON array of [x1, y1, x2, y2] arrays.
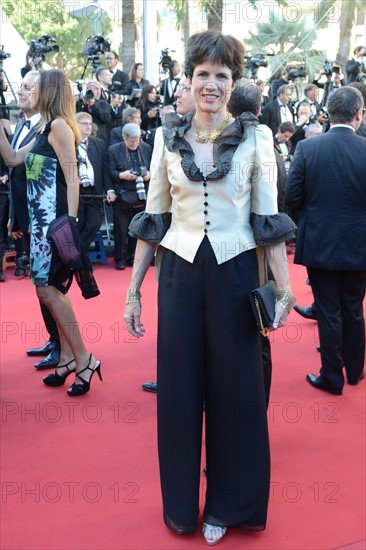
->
[[192, 113, 231, 143]]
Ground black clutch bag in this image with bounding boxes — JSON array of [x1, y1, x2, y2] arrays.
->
[[249, 281, 277, 337]]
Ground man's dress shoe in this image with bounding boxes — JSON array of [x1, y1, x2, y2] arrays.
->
[[26, 340, 56, 357], [142, 382, 157, 393], [115, 260, 126, 270], [294, 305, 317, 320], [34, 347, 61, 370], [0, 271, 6, 282], [306, 373, 342, 395], [348, 370, 365, 386]]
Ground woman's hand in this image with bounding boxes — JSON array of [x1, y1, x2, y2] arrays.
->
[[124, 302, 145, 338], [272, 301, 289, 330], [148, 107, 158, 119]]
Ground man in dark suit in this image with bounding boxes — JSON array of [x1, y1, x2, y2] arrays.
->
[[346, 46, 366, 84], [8, 70, 61, 369], [76, 80, 112, 147], [107, 123, 152, 269], [109, 107, 142, 146], [105, 50, 130, 94], [260, 84, 295, 136], [286, 86, 366, 395], [75, 112, 112, 250], [158, 60, 181, 106]]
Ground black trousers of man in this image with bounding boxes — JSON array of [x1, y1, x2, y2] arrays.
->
[[113, 200, 144, 264], [77, 194, 103, 251], [307, 267, 366, 389]]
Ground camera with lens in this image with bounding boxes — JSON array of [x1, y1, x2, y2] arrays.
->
[[0, 45, 11, 62], [29, 35, 59, 67], [288, 67, 307, 80], [308, 113, 319, 124], [131, 166, 148, 201], [323, 60, 338, 77], [318, 106, 329, 121], [77, 158, 93, 188]]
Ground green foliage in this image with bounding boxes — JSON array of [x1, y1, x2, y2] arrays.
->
[[0, 0, 112, 82], [245, 13, 325, 80]]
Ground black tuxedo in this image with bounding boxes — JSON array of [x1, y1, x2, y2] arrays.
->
[[159, 77, 179, 106], [345, 58, 366, 83], [111, 69, 130, 95], [286, 127, 366, 389], [108, 141, 152, 263], [259, 99, 295, 136], [0, 147, 9, 270], [9, 123, 37, 232], [77, 136, 110, 250]]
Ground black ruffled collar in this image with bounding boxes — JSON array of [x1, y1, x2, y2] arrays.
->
[[163, 111, 259, 181]]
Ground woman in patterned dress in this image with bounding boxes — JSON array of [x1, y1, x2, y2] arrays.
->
[[0, 70, 101, 396]]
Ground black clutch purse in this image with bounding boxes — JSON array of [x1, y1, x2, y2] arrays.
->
[[249, 281, 277, 337]]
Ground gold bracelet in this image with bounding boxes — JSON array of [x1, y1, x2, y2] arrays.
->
[[126, 288, 141, 304], [277, 290, 296, 312]]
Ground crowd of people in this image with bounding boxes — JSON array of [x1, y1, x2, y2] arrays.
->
[[0, 32, 365, 546]]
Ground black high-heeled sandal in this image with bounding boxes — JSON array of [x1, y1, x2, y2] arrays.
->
[[67, 354, 102, 396], [43, 359, 75, 387]]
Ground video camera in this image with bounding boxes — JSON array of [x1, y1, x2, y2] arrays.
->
[[28, 35, 59, 67], [160, 48, 175, 72], [245, 53, 268, 70], [288, 66, 307, 80], [81, 34, 110, 70]]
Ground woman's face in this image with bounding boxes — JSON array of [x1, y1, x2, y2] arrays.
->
[[147, 88, 157, 103], [136, 65, 144, 80], [190, 62, 234, 115], [29, 76, 40, 109]]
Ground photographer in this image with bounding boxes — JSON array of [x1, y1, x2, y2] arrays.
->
[[158, 60, 181, 105], [95, 66, 125, 129], [0, 72, 10, 133], [76, 80, 111, 147], [346, 46, 366, 83], [260, 83, 295, 135], [136, 85, 162, 148], [107, 123, 152, 269], [105, 50, 129, 94], [76, 112, 111, 250], [109, 107, 142, 146], [126, 63, 150, 105], [270, 65, 296, 100]]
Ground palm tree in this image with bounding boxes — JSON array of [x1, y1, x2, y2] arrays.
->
[[122, 0, 136, 75], [166, 0, 190, 52], [318, 0, 365, 69], [245, 13, 325, 81], [203, 0, 223, 32]]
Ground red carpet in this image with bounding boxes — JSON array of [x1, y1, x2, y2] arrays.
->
[[1, 259, 365, 550]]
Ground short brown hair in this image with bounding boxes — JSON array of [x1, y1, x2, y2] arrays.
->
[[184, 31, 244, 83]]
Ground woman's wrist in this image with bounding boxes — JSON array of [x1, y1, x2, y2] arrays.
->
[[126, 288, 141, 304], [277, 289, 296, 312]]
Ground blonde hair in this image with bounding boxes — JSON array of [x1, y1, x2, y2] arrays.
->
[[36, 69, 81, 145]]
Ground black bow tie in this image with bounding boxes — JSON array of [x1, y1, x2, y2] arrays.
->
[[21, 119, 31, 129]]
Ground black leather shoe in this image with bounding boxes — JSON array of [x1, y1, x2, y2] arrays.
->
[[316, 345, 321, 352], [0, 271, 6, 282], [34, 346, 61, 370], [26, 340, 56, 357], [115, 260, 126, 270], [142, 382, 157, 393], [306, 373, 342, 395], [294, 305, 317, 320], [348, 370, 365, 386], [14, 267, 27, 277]]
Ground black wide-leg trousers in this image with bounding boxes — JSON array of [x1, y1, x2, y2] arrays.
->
[[157, 238, 270, 533]]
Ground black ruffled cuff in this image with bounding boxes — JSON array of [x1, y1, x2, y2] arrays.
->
[[128, 212, 172, 243], [250, 213, 296, 246]]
